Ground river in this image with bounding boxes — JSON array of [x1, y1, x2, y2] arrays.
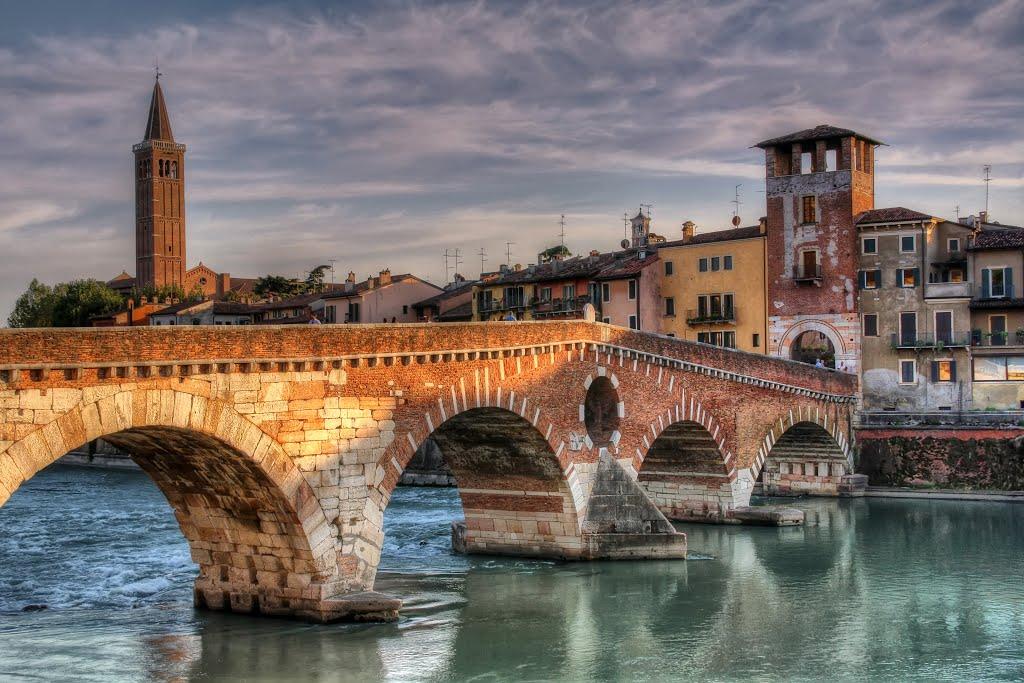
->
[[0, 466, 1022, 682]]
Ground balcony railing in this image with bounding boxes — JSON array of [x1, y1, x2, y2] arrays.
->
[[925, 281, 972, 298], [793, 264, 822, 282], [532, 295, 596, 317], [686, 307, 737, 326], [890, 332, 972, 349]]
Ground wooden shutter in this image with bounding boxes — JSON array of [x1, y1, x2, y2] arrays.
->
[[1007, 268, 1014, 298], [982, 269, 991, 298], [950, 361, 957, 382], [931, 361, 939, 382], [912, 267, 920, 286]]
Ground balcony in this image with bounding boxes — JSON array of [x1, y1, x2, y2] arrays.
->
[[531, 295, 596, 318], [925, 281, 971, 298], [793, 263, 822, 284], [889, 332, 972, 349], [686, 307, 737, 326]]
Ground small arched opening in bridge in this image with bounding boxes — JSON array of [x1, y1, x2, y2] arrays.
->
[[760, 421, 848, 495], [637, 420, 735, 523], [377, 407, 580, 583], [0, 398, 335, 620], [583, 376, 621, 448], [790, 331, 836, 368]]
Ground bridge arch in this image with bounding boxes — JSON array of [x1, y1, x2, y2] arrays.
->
[[0, 388, 338, 619], [756, 410, 851, 496]]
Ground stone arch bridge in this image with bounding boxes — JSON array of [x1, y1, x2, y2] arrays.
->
[[0, 322, 857, 621]]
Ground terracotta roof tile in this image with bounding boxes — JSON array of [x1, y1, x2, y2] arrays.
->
[[855, 207, 934, 225], [755, 124, 883, 148]]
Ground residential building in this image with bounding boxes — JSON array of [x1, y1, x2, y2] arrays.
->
[[756, 124, 882, 372], [321, 270, 442, 324], [252, 289, 337, 324], [857, 208, 974, 410], [657, 219, 767, 352], [593, 249, 660, 330], [473, 254, 613, 322], [412, 276, 476, 322], [968, 222, 1024, 409], [149, 300, 255, 326]]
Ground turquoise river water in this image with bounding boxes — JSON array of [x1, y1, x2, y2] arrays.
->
[[0, 465, 1022, 682]]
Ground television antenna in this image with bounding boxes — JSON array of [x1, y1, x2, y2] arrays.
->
[[328, 259, 337, 285], [505, 241, 516, 266], [477, 247, 487, 277], [558, 214, 567, 247], [623, 212, 629, 239], [443, 248, 463, 283], [641, 203, 653, 220], [732, 184, 743, 218], [983, 165, 992, 214]]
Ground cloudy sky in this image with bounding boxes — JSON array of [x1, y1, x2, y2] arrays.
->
[[1, 0, 1022, 319]]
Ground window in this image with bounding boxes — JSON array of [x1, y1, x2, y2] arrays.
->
[[899, 359, 916, 384], [825, 148, 837, 172], [974, 357, 1006, 381], [664, 261, 674, 276], [949, 268, 964, 283], [898, 268, 919, 288], [600, 283, 610, 302], [402, 305, 408, 315], [982, 267, 1012, 298], [723, 255, 733, 270], [709, 294, 722, 317], [800, 151, 813, 174], [859, 269, 881, 289], [602, 316, 611, 324], [802, 196, 816, 224], [699, 258, 708, 272], [347, 302, 361, 323], [723, 293, 735, 319], [628, 280, 637, 300], [990, 315, 1008, 346], [664, 297, 675, 316], [900, 235, 916, 253], [697, 332, 710, 344], [752, 333, 760, 347], [863, 313, 878, 337], [935, 311, 953, 344], [540, 287, 552, 302], [628, 315, 638, 330], [862, 237, 877, 254], [899, 311, 917, 346], [723, 331, 736, 348], [562, 284, 575, 301], [948, 238, 960, 252], [711, 257, 721, 272], [932, 359, 955, 383], [504, 286, 525, 307]]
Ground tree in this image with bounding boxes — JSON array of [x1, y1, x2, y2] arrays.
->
[[540, 245, 571, 262], [49, 279, 126, 327], [305, 264, 332, 292], [254, 275, 302, 299], [7, 279, 56, 328], [7, 278, 124, 328]]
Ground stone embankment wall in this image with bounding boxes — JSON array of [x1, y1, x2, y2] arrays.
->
[[857, 428, 1024, 490]]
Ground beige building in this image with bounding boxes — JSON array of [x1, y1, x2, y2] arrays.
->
[[657, 221, 768, 353], [968, 224, 1024, 409], [321, 270, 442, 324]]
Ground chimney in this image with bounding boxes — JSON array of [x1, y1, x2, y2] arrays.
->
[[500, 264, 509, 274], [366, 277, 376, 290], [589, 249, 600, 257], [218, 272, 231, 296], [681, 221, 696, 243], [379, 269, 392, 286], [346, 271, 356, 284], [979, 210, 989, 225], [759, 216, 767, 234], [514, 263, 522, 271]]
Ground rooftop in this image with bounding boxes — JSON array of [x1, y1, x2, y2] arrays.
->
[[754, 124, 884, 149], [855, 207, 934, 225], [659, 224, 763, 248], [970, 228, 1024, 251]]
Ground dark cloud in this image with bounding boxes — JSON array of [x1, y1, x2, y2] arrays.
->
[[0, 0, 1021, 319]]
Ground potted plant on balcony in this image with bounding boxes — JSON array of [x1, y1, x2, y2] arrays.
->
[[972, 329, 983, 345], [1016, 328, 1024, 344]]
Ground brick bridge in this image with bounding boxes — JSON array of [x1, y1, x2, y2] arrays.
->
[[0, 322, 856, 621]]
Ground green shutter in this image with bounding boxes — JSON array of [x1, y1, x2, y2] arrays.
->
[[875, 269, 882, 288], [982, 269, 991, 298], [931, 361, 938, 382], [950, 361, 957, 383], [1007, 268, 1014, 298], [913, 267, 920, 287], [858, 271, 866, 288]]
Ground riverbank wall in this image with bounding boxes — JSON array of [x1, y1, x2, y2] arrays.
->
[[856, 413, 1024, 491]]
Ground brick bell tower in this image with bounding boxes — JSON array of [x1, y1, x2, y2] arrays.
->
[[134, 76, 186, 289], [755, 125, 882, 375]]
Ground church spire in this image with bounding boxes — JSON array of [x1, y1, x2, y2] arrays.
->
[[143, 78, 174, 142]]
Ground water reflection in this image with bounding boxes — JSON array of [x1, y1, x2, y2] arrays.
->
[[0, 467, 1022, 681]]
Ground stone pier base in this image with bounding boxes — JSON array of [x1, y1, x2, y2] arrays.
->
[[451, 520, 686, 560], [194, 581, 401, 623]]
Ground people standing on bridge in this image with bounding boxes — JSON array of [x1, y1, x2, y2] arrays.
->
[[308, 315, 321, 325], [815, 358, 825, 368], [503, 311, 517, 321]]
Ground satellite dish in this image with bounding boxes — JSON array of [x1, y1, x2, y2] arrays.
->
[[620, 238, 630, 249], [732, 215, 742, 227]]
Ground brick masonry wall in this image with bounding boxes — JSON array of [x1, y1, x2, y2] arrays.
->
[[857, 428, 1024, 490]]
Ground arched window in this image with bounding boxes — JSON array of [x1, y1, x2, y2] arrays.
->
[[158, 160, 163, 177], [171, 161, 178, 179]]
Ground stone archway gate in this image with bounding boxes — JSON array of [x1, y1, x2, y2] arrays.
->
[[0, 322, 857, 621]]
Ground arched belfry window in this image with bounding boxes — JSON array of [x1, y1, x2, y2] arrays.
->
[[171, 161, 178, 179]]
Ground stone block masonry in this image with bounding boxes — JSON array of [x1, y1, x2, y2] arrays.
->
[[0, 322, 856, 621]]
